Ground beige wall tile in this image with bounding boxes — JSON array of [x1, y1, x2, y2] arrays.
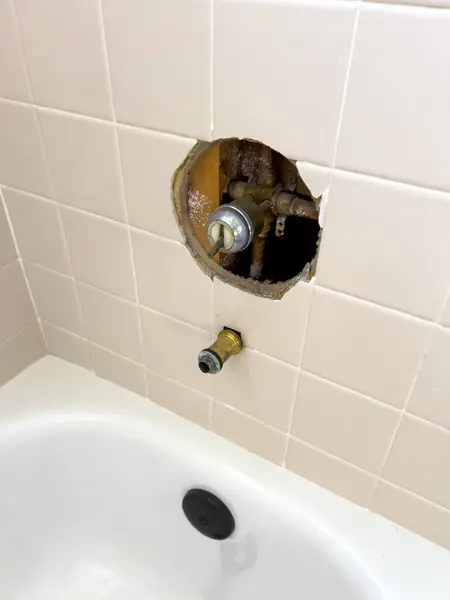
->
[[132, 230, 212, 330], [213, 402, 286, 465], [141, 308, 212, 396], [0, 261, 35, 342], [103, 0, 211, 138], [0, 324, 45, 386], [302, 288, 431, 408], [371, 481, 450, 551], [0, 195, 16, 268], [383, 415, 450, 509], [286, 438, 376, 507], [4, 188, 69, 274], [38, 109, 125, 222], [78, 283, 142, 362], [214, 279, 311, 366], [214, 0, 356, 164], [408, 327, 450, 430], [0, 0, 31, 102], [15, 0, 112, 119], [337, 4, 450, 191], [25, 263, 81, 334], [43, 322, 90, 369], [147, 369, 211, 428], [118, 126, 194, 240], [316, 172, 450, 320], [0, 101, 52, 197], [61, 207, 136, 301], [213, 348, 298, 432], [292, 373, 399, 474], [90, 344, 147, 397], [295, 162, 331, 200]]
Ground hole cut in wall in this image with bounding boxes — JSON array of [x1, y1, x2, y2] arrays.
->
[[172, 138, 323, 299]]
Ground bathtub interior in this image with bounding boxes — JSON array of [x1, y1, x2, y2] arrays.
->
[[0, 363, 385, 600]]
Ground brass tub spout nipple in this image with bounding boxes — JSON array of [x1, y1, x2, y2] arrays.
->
[[198, 328, 243, 375]]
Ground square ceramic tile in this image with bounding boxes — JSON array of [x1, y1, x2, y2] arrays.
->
[[3, 188, 69, 273], [371, 481, 450, 551], [0, 100, 52, 197], [213, 279, 310, 366], [0, 195, 16, 268], [25, 263, 81, 334], [38, 109, 125, 221], [316, 171, 450, 320], [408, 327, 450, 430], [0, 0, 31, 102], [292, 373, 399, 473], [0, 324, 45, 386], [212, 402, 287, 465], [302, 288, 431, 408], [337, 3, 450, 191], [141, 308, 212, 396], [214, 0, 356, 163], [14, 0, 112, 119], [213, 348, 298, 432], [43, 322, 90, 370], [0, 261, 35, 342], [286, 438, 377, 507], [90, 344, 147, 397], [61, 207, 136, 301], [147, 369, 211, 429], [118, 126, 195, 240], [132, 230, 212, 330], [77, 283, 142, 362], [383, 415, 450, 509], [102, 0, 211, 138]]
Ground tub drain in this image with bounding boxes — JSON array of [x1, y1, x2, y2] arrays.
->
[[182, 489, 235, 540]]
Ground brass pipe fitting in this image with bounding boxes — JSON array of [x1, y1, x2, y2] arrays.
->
[[198, 328, 243, 374], [271, 190, 318, 221]]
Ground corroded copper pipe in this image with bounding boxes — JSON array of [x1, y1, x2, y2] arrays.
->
[[272, 191, 319, 221], [228, 181, 318, 221]]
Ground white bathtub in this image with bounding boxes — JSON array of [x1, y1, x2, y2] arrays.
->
[[0, 357, 449, 599]]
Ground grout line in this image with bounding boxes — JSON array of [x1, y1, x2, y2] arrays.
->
[[97, 0, 116, 122], [30, 104, 90, 366], [335, 163, 450, 197], [1, 91, 450, 197], [300, 368, 402, 413], [12, 257, 450, 433], [287, 435, 376, 478], [0, 321, 42, 351], [330, 1, 360, 171], [41, 320, 146, 371], [109, 53, 149, 398], [0, 187, 45, 341], [209, 0, 215, 140], [50, 198, 91, 370], [376, 479, 450, 514], [313, 282, 437, 327], [281, 376, 298, 467], [9, 0, 35, 105], [7, 171, 444, 333], [0, 96, 200, 144], [371, 324, 436, 502]]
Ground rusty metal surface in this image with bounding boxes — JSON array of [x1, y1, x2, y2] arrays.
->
[[272, 191, 319, 220], [171, 138, 320, 300]]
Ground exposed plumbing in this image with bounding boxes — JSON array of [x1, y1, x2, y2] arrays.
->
[[205, 180, 318, 259]]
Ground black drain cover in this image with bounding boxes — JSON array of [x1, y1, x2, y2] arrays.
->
[[182, 489, 235, 540]]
